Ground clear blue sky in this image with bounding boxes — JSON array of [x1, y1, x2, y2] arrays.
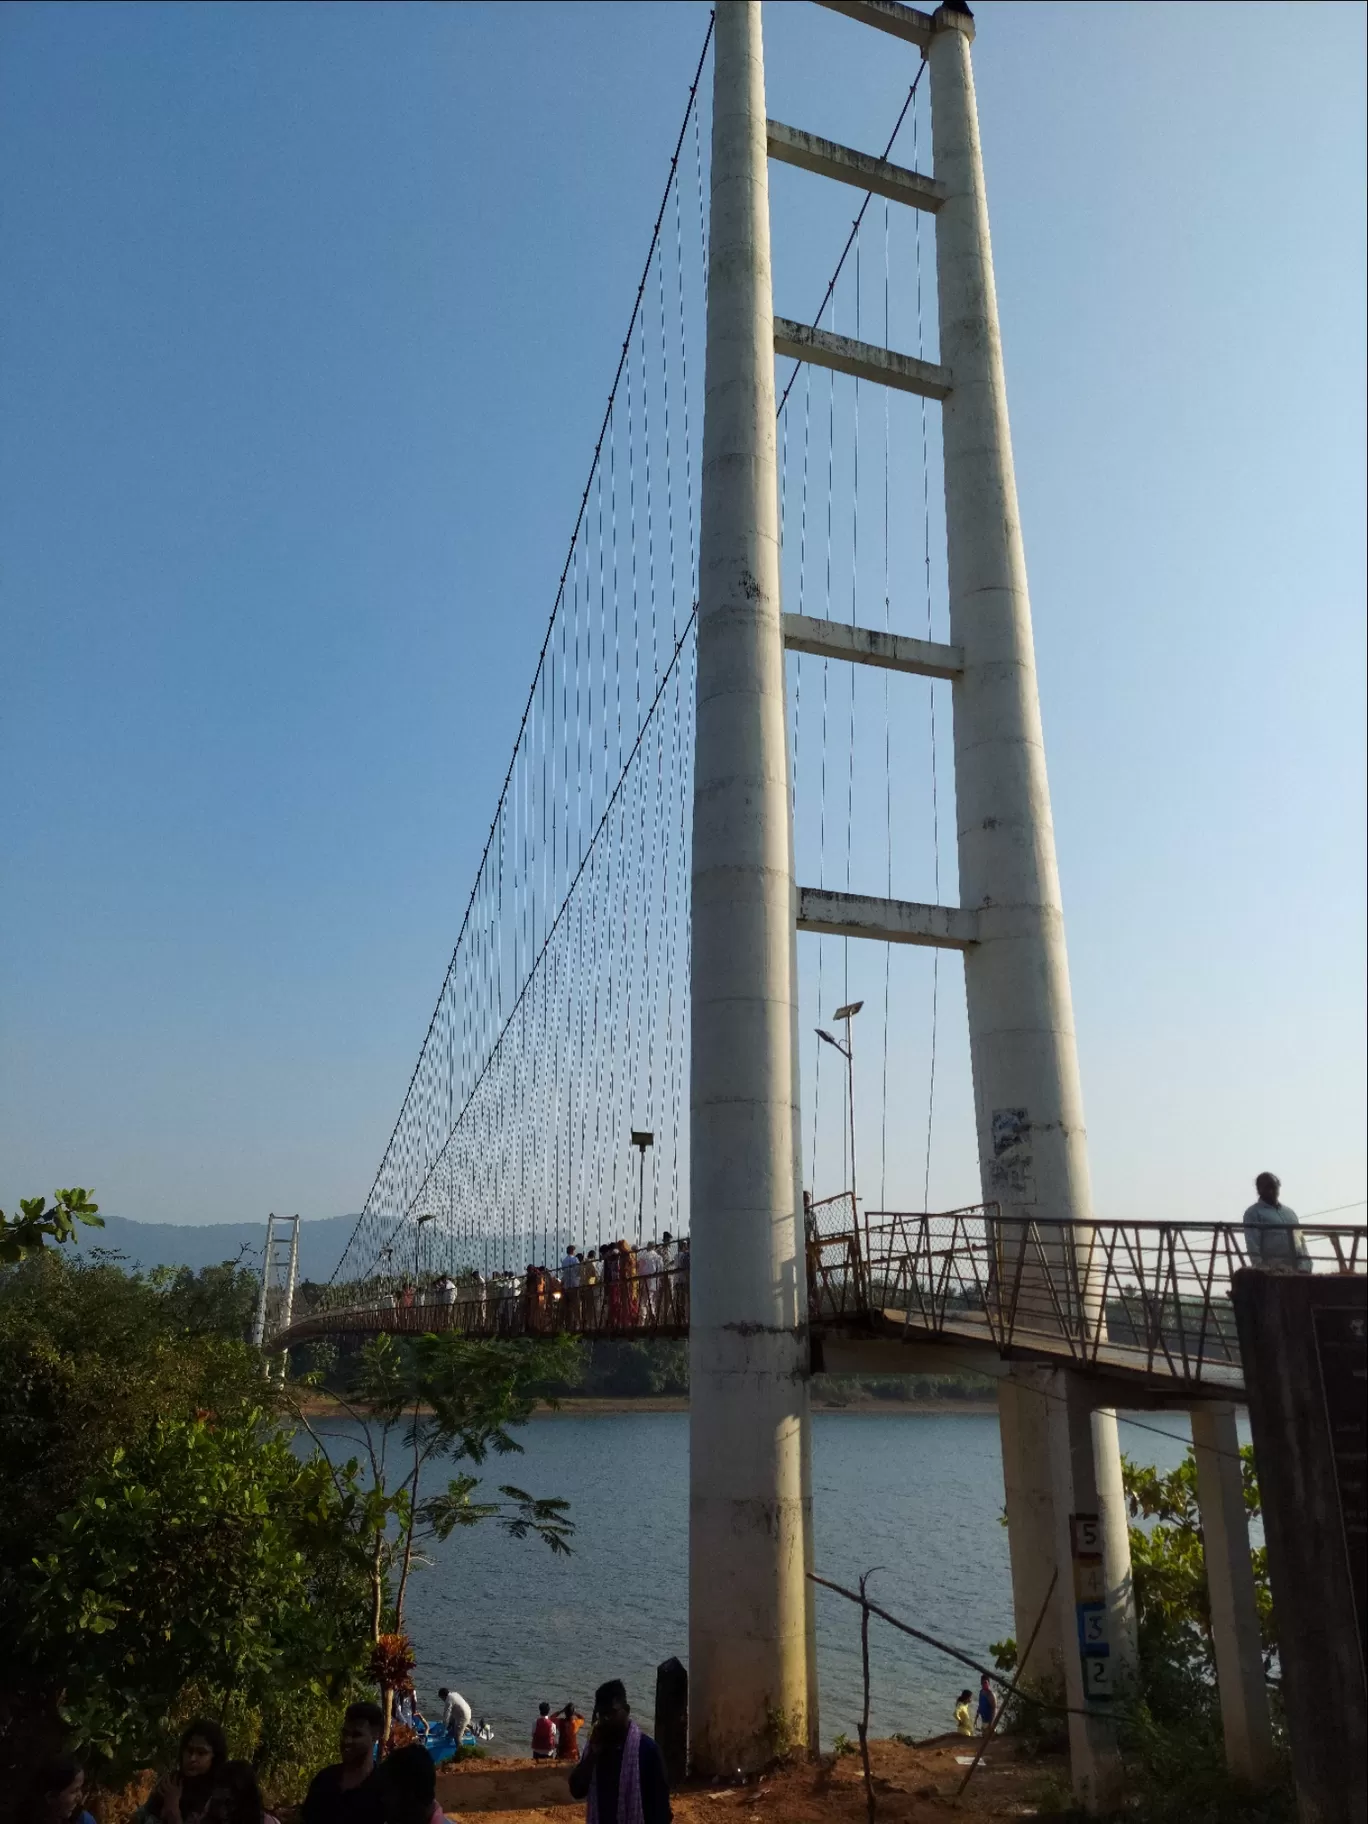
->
[[2, 1, 1364, 1230]]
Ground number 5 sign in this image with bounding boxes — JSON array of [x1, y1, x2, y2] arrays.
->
[[1070, 1512, 1103, 1558]]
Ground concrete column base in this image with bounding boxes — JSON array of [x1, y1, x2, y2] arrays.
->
[[1047, 1369, 1127, 1813], [1092, 1406, 1139, 1695], [1191, 1403, 1274, 1785], [998, 1368, 1064, 1683]]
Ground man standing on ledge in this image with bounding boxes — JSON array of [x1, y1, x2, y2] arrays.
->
[[1242, 1172, 1311, 1270], [568, 1680, 671, 1824]]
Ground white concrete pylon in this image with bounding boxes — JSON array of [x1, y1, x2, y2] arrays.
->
[[927, 6, 1134, 1806], [688, 0, 816, 1776]]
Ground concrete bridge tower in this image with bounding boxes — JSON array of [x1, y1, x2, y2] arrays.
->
[[690, 0, 1135, 1804], [689, 0, 816, 1777]]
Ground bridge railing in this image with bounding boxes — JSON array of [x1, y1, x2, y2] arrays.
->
[[810, 1209, 1366, 1386], [285, 1265, 692, 1346]]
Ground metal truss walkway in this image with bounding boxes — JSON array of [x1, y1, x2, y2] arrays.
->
[[275, 1212, 1364, 1401]]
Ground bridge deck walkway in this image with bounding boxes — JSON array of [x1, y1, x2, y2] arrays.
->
[[275, 1217, 1364, 1400]]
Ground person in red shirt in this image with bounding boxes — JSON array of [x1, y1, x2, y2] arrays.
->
[[531, 1703, 558, 1760]]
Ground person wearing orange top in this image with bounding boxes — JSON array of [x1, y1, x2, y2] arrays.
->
[[555, 1703, 585, 1760]]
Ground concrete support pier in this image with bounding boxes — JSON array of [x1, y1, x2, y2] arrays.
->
[[1048, 1372, 1126, 1811], [688, 0, 816, 1775], [928, 8, 1134, 1806], [1191, 1403, 1274, 1784], [997, 1368, 1064, 1681], [1093, 1406, 1140, 1694]]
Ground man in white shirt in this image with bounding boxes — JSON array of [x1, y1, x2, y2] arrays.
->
[[561, 1246, 581, 1323], [636, 1240, 662, 1321], [437, 1687, 472, 1740], [1242, 1173, 1311, 1271]]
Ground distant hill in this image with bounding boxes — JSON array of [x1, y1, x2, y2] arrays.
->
[[73, 1212, 360, 1283]]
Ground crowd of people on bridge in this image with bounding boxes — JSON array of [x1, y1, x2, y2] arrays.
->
[[374, 1233, 690, 1335], [360, 1168, 1318, 1345]]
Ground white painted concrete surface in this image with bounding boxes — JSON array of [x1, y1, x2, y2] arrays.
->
[[997, 1368, 1065, 1680], [1048, 1369, 1126, 1810], [928, 8, 1134, 1806], [688, 0, 816, 1776], [1192, 1403, 1275, 1784]]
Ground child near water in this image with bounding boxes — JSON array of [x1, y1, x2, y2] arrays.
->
[[955, 1690, 974, 1736]]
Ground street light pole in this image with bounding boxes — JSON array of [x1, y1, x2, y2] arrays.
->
[[416, 1212, 436, 1285], [630, 1130, 654, 1244], [816, 1000, 863, 1216]]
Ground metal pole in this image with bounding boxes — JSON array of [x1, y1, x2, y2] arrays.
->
[[251, 1212, 275, 1350], [689, 0, 815, 1774], [844, 1012, 858, 1218]]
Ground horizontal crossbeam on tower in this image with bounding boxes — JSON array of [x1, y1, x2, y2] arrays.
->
[[797, 887, 978, 950], [816, 0, 936, 49], [782, 612, 962, 679], [773, 317, 951, 400], [766, 119, 945, 212]]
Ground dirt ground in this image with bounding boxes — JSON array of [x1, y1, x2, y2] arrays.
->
[[435, 1736, 1068, 1822]]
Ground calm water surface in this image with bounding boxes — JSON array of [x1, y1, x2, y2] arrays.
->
[[310, 1409, 1201, 1749]]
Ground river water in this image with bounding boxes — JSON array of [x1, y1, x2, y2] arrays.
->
[[308, 1408, 1202, 1750]]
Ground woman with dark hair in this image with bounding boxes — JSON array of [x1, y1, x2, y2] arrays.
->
[[203, 1761, 279, 1824], [34, 1754, 96, 1824], [136, 1719, 229, 1824]]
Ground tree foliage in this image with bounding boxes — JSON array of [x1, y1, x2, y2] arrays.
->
[[29, 1411, 373, 1779], [2, 1218, 577, 1790], [1112, 1448, 1292, 1823], [0, 1247, 368, 1797], [1123, 1446, 1275, 1718], [290, 1329, 577, 1706], [0, 1186, 102, 1262]]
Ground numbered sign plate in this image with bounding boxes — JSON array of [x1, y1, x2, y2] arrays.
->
[[1083, 1654, 1115, 1700], [1070, 1512, 1104, 1558], [1073, 1559, 1105, 1604], [1076, 1601, 1110, 1654]]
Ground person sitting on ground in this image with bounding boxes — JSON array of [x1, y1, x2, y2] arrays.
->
[[301, 1701, 386, 1824], [33, 1754, 97, 1824], [137, 1719, 229, 1824], [204, 1762, 280, 1824], [532, 1701, 559, 1760], [437, 1686, 472, 1742], [1242, 1172, 1312, 1270], [954, 1690, 974, 1736], [568, 1679, 671, 1824], [976, 1673, 997, 1733], [371, 1745, 445, 1824], [555, 1701, 585, 1761]]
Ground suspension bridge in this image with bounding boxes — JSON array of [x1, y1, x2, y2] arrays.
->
[[254, 3, 1363, 1809]]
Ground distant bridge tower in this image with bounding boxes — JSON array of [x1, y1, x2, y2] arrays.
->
[[690, 0, 1133, 1803], [252, 1211, 300, 1356]]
